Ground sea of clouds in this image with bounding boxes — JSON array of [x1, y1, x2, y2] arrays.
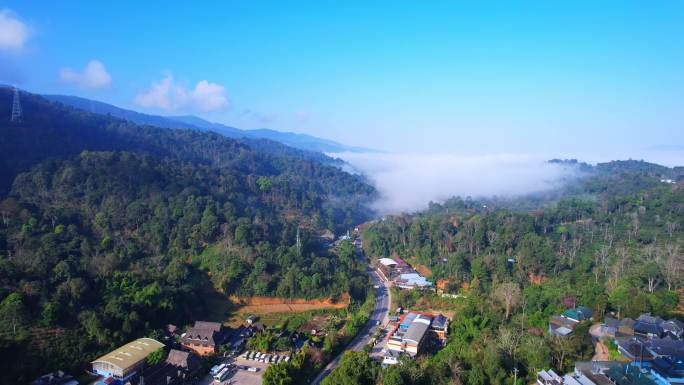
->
[[331, 152, 582, 215]]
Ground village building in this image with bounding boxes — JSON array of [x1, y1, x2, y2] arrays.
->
[[645, 337, 684, 358], [618, 318, 637, 337], [180, 321, 226, 356], [129, 349, 201, 385], [603, 363, 658, 385], [90, 338, 165, 385], [662, 320, 684, 340], [382, 350, 409, 366], [377, 258, 399, 280], [634, 314, 665, 339], [30, 371, 78, 385], [375, 256, 433, 290], [549, 306, 593, 337], [540, 361, 664, 385], [387, 312, 433, 356], [430, 314, 450, 345], [563, 307, 593, 323], [395, 273, 433, 290], [602, 316, 620, 337], [537, 369, 563, 385], [549, 315, 579, 337], [386, 311, 449, 357], [617, 339, 656, 361], [650, 355, 684, 385]]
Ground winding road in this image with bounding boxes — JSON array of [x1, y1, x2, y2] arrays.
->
[[310, 238, 391, 385]]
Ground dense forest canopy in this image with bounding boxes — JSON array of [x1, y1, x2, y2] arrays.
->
[[354, 168, 683, 385], [0, 88, 375, 383]]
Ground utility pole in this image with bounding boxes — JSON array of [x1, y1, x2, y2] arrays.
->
[[513, 366, 519, 385], [10, 87, 23, 123]]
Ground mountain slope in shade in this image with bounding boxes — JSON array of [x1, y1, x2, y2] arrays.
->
[[43, 94, 374, 154]]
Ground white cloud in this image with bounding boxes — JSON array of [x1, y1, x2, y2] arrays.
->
[[0, 9, 29, 52], [59, 60, 112, 89], [135, 75, 229, 112], [333, 152, 581, 214]]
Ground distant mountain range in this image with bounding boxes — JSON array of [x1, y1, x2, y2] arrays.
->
[[43, 94, 374, 154]]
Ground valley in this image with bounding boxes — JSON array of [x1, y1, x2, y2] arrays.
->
[[1, 91, 682, 385]]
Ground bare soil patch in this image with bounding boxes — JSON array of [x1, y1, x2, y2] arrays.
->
[[413, 264, 433, 278], [225, 293, 350, 326]]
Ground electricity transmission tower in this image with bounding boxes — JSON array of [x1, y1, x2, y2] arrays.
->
[[10, 87, 23, 123]]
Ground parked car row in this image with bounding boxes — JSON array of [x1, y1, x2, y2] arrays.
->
[[239, 350, 290, 364]]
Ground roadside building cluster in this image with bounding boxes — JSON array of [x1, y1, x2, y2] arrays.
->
[[377, 256, 433, 290], [382, 310, 449, 366], [68, 315, 296, 385]]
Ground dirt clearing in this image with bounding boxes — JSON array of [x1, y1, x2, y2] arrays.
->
[[225, 293, 350, 326]]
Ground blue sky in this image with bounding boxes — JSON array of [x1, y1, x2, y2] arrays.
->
[[1, 1, 683, 164]]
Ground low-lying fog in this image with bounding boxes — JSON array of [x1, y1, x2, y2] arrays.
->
[[332, 152, 582, 215]]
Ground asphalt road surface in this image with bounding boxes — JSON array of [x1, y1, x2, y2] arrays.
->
[[310, 238, 391, 385]]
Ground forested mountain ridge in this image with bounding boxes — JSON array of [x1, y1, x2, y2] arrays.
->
[[0, 87, 375, 383], [1, 89, 359, 194], [43, 93, 373, 154]]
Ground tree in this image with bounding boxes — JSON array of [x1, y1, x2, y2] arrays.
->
[[640, 261, 661, 294], [247, 331, 274, 352], [79, 310, 108, 344], [321, 351, 377, 385], [147, 347, 167, 365], [493, 282, 521, 320], [519, 335, 551, 374], [257, 176, 273, 192], [263, 363, 294, 385], [0, 293, 26, 335], [550, 334, 573, 372], [200, 207, 219, 240], [660, 244, 683, 290], [497, 326, 521, 362]]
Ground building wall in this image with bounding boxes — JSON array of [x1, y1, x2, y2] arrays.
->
[[92, 362, 124, 379], [405, 342, 419, 355], [387, 339, 404, 352], [432, 329, 447, 343], [92, 362, 142, 384]]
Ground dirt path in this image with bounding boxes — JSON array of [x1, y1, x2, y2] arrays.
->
[[593, 340, 610, 361], [589, 323, 611, 361]]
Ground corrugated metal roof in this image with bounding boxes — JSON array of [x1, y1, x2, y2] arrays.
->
[[432, 314, 448, 329], [398, 273, 432, 287], [379, 258, 397, 266], [92, 338, 164, 371], [404, 321, 429, 344]]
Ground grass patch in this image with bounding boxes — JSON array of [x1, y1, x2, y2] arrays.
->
[[607, 339, 621, 360]]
